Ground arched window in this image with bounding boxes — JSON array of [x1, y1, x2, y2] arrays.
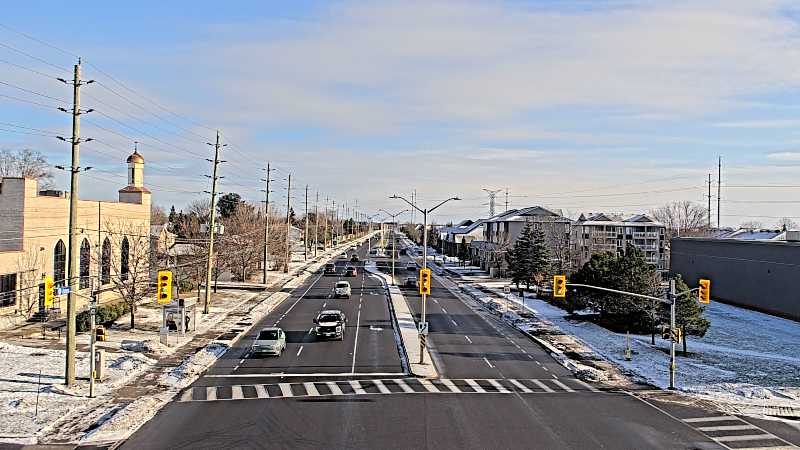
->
[[53, 240, 66, 287], [120, 237, 130, 281], [79, 239, 91, 289], [101, 238, 111, 285]]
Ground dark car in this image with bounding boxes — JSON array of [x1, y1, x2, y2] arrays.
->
[[404, 277, 418, 288], [314, 310, 346, 340], [350, 254, 360, 262], [324, 263, 337, 275], [344, 266, 358, 277], [406, 262, 417, 271]]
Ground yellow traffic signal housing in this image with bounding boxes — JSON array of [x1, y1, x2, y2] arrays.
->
[[157, 270, 173, 304], [661, 325, 670, 340], [43, 276, 55, 308], [698, 279, 711, 304], [419, 268, 431, 295], [553, 275, 566, 298], [671, 327, 683, 344]]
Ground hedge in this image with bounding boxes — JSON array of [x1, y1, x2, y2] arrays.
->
[[76, 302, 131, 332]]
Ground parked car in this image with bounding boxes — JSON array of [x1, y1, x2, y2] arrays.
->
[[251, 327, 286, 356], [344, 266, 358, 277], [334, 281, 352, 298], [324, 263, 337, 275], [404, 277, 418, 288], [314, 310, 346, 340]]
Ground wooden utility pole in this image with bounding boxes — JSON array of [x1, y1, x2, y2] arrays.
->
[[285, 173, 292, 273], [203, 131, 224, 314], [304, 184, 309, 262], [261, 163, 273, 284], [717, 156, 722, 229], [314, 191, 320, 257], [707, 174, 712, 229], [60, 58, 93, 386]]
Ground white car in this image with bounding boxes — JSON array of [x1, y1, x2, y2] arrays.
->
[[251, 327, 286, 356], [334, 281, 352, 298]]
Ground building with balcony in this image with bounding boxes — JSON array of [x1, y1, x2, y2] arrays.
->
[[572, 213, 667, 270]]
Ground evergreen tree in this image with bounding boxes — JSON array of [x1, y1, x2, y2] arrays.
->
[[672, 275, 710, 354], [218, 192, 243, 219], [458, 239, 469, 266], [529, 228, 551, 285], [506, 222, 535, 291]]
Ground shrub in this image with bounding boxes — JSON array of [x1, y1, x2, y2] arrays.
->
[[76, 302, 131, 332]]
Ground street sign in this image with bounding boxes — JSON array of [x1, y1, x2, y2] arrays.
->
[[56, 286, 70, 296], [418, 321, 429, 335]]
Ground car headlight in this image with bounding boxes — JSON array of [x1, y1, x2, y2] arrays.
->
[[315, 326, 321, 332], [336, 326, 342, 332]]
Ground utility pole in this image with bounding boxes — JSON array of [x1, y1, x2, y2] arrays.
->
[[504, 187, 509, 212], [285, 173, 292, 273], [668, 278, 677, 390], [203, 130, 225, 314], [261, 164, 273, 284], [304, 184, 309, 262], [483, 188, 502, 217], [707, 174, 712, 229], [323, 196, 329, 248], [331, 200, 336, 246], [717, 156, 722, 229], [314, 191, 320, 257], [59, 58, 94, 386]]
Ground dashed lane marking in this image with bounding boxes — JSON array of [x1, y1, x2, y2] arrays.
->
[[451, 319, 458, 327], [464, 336, 472, 344], [483, 357, 494, 368], [296, 346, 304, 357]]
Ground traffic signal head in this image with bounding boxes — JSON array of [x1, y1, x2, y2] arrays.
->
[[419, 268, 431, 295], [553, 275, 566, 298], [671, 327, 683, 344], [698, 279, 711, 304], [43, 276, 54, 308], [157, 270, 173, 304]]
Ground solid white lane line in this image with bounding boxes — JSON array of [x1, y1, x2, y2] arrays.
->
[[483, 357, 494, 368], [451, 319, 458, 327], [683, 416, 740, 423], [279, 383, 294, 397], [206, 386, 217, 401], [441, 379, 461, 393], [530, 379, 554, 392], [297, 346, 304, 357], [488, 379, 510, 393], [304, 382, 321, 397], [394, 379, 415, 393], [351, 296, 363, 373], [231, 385, 244, 399], [373, 379, 391, 394], [254, 384, 268, 398], [696, 425, 758, 432], [419, 379, 440, 393], [509, 379, 532, 393], [206, 372, 406, 378], [274, 273, 324, 326], [715, 434, 779, 442], [465, 379, 486, 393], [326, 381, 344, 395], [550, 379, 575, 392], [464, 335, 472, 344], [350, 380, 367, 395]]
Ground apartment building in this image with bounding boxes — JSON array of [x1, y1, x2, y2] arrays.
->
[[572, 213, 667, 270]]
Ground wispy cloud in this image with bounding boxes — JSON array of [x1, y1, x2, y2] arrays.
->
[[715, 119, 800, 128], [767, 151, 800, 161]]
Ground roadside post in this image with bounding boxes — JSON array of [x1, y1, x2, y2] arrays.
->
[[89, 289, 97, 398]]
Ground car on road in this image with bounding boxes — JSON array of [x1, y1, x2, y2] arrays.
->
[[339, 253, 348, 259], [344, 266, 358, 277], [404, 277, 418, 288], [251, 327, 286, 356], [334, 281, 352, 298], [406, 262, 417, 271], [324, 263, 337, 275], [350, 254, 360, 262], [314, 310, 346, 340]]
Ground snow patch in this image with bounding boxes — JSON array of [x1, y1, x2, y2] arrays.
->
[[160, 343, 228, 388]]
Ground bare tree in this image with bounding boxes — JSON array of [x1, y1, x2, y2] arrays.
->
[[776, 217, 798, 231], [220, 204, 262, 281], [0, 149, 54, 188], [15, 247, 44, 319], [739, 220, 763, 230], [102, 220, 151, 330], [151, 204, 167, 225], [650, 201, 709, 238], [186, 198, 211, 224]]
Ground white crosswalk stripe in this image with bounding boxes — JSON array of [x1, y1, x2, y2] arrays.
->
[[181, 377, 601, 402], [681, 415, 796, 449]]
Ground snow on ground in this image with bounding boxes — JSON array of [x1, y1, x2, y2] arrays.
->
[[160, 343, 228, 389], [0, 342, 154, 442], [490, 287, 800, 412]]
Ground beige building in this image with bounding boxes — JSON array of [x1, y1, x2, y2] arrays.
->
[[0, 151, 151, 329], [572, 213, 667, 270]]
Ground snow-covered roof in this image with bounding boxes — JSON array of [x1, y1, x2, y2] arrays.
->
[[713, 228, 784, 240], [485, 206, 566, 223], [576, 212, 664, 227]]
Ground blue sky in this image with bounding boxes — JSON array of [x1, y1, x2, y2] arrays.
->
[[2, 0, 800, 226]]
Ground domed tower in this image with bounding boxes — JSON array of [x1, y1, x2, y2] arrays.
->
[[119, 148, 151, 205]]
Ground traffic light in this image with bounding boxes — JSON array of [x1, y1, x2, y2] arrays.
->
[[698, 279, 711, 304], [671, 327, 683, 344], [661, 325, 670, 340], [553, 275, 566, 298], [157, 270, 172, 304], [43, 276, 54, 308], [419, 268, 431, 295]]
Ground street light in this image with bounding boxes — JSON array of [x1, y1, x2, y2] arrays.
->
[[379, 208, 408, 286], [390, 194, 460, 363]]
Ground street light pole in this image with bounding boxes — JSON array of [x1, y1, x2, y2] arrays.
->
[[379, 209, 408, 286]]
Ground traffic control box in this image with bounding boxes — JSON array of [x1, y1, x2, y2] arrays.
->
[[698, 279, 711, 304], [553, 275, 566, 298], [157, 270, 172, 304], [419, 268, 431, 295]]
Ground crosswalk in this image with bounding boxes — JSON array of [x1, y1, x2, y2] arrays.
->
[[681, 415, 797, 449], [180, 377, 602, 402]]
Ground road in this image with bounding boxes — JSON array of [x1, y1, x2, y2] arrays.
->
[[120, 237, 800, 450]]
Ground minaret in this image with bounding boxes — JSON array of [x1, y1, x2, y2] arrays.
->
[[119, 144, 151, 205]]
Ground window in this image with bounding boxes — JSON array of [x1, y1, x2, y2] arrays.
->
[[53, 240, 66, 287], [101, 238, 111, 285], [0, 273, 16, 307], [120, 237, 130, 281], [80, 239, 91, 290]]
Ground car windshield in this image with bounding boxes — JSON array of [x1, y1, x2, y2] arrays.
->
[[257, 330, 279, 340], [318, 314, 340, 323], [336, 282, 349, 288]]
